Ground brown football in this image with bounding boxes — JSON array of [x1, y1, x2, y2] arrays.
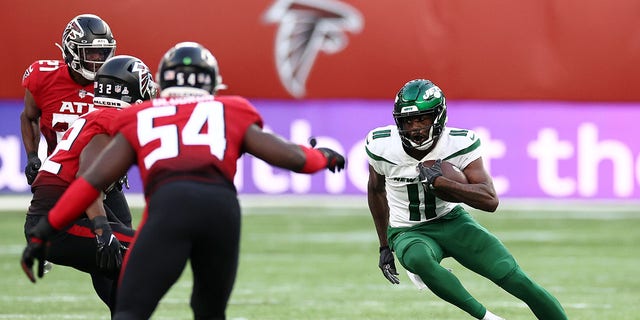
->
[[421, 160, 468, 184], [421, 160, 468, 202]]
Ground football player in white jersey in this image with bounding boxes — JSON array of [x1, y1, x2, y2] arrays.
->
[[366, 79, 567, 319]]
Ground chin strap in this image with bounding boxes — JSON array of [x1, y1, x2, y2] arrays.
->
[[401, 135, 434, 151], [54, 43, 64, 56], [410, 139, 434, 151]]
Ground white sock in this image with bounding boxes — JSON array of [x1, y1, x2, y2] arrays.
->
[[482, 310, 505, 320]]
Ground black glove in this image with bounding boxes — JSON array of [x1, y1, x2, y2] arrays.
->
[[24, 152, 41, 185], [317, 147, 346, 173], [378, 246, 400, 284], [92, 216, 125, 276], [418, 159, 443, 189], [20, 218, 57, 283]]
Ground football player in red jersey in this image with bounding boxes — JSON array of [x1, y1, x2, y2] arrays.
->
[[21, 42, 345, 320], [21, 13, 134, 229], [21, 13, 116, 182], [22, 55, 156, 315]]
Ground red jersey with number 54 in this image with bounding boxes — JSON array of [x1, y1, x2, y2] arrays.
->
[[33, 107, 122, 187], [22, 60, 96, 155], [114, 95, 263, 192]]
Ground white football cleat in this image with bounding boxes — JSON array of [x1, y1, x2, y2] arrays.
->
[[483, 310, 505, 320], [43, 260, 53, 274]]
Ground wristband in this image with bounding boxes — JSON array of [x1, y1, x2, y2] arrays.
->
[[299, 145, 328, 173]]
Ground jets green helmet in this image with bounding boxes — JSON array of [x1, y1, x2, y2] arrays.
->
[[393, 79, 447, 150]]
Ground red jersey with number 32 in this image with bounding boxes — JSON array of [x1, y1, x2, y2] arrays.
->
[[114, 95, 263, 191], [22, 60, 95, 155], [33, 107, 122, 187]]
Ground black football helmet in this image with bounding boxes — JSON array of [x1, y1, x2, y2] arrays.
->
[[57, 14, 116, 81], [156, 42, 225, 97], [393, 79, 448, 150], [93, 55, 156, 108]]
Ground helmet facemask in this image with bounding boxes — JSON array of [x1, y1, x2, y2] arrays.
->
[[395, 108, 445, 150], [393, 79, 448, 151], [58, 14, 116, 81], [72, 43, 115, 80]]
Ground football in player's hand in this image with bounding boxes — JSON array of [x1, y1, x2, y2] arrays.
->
[[421, 160, 468, 202]]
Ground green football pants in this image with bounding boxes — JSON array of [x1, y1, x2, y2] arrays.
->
[[388, 207, 567, 319]]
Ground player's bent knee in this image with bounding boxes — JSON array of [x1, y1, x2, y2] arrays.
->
[[401, 242, 440, 274], [494, 264, 531, 288], [485, 252, 518, 283]]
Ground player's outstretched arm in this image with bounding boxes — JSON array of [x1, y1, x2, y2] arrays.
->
[[243, 124, 345, 173]]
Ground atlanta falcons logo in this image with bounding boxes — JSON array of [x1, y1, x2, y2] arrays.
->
[[64, 18, 85, 41], [263, 0, 363, 98], [131, 61, 155, 100]]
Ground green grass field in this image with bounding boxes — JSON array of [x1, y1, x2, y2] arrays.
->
[[1, 197, 638, 319]]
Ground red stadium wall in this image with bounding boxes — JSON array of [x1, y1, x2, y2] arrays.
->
[[1, 0, 639, 101]]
